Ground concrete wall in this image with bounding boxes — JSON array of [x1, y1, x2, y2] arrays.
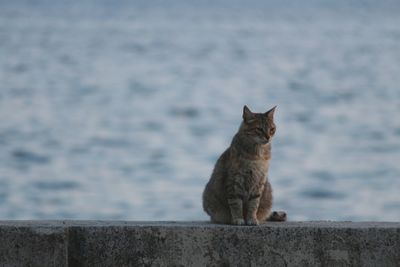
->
[[0, 221, 399, 267]]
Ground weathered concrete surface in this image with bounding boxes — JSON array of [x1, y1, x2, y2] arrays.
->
[[0, 221, 68, 267], [0, 221, 399, 267]]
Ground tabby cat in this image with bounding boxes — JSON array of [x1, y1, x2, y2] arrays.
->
[[202, 105, 286, 225]]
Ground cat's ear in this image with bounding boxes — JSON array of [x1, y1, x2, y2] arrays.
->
[[243, 105, 255, 123], [265, 106, 277, 120]]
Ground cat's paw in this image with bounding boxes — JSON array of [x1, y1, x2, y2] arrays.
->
[[245, 218, 259, 226], [231, 218, 245, 225]]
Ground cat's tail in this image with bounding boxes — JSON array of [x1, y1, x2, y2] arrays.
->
[[267, 211, 287, 222]]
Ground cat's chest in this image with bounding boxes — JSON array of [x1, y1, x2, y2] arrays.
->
[[236, 158, 269, 184]]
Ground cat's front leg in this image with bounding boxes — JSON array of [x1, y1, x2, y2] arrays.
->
[[246, 194, 261, 225], [226, 174, 246, 225], [227, 198, 245, 225]]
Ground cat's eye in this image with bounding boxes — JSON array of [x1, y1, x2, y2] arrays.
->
[[270, 128, 276, 134]]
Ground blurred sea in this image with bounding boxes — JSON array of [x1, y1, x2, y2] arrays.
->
[[0, 0, 400, 221]]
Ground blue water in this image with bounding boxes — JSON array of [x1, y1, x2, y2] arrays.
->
[[1, 0, 400, 221]]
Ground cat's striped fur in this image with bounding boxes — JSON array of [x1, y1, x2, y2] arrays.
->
[[202, 105, 286, 225]]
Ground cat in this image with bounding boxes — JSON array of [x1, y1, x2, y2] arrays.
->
[[202, 105, 286, 225]]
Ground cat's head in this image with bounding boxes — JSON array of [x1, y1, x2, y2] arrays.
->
[[240, 105, 277, 145]]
